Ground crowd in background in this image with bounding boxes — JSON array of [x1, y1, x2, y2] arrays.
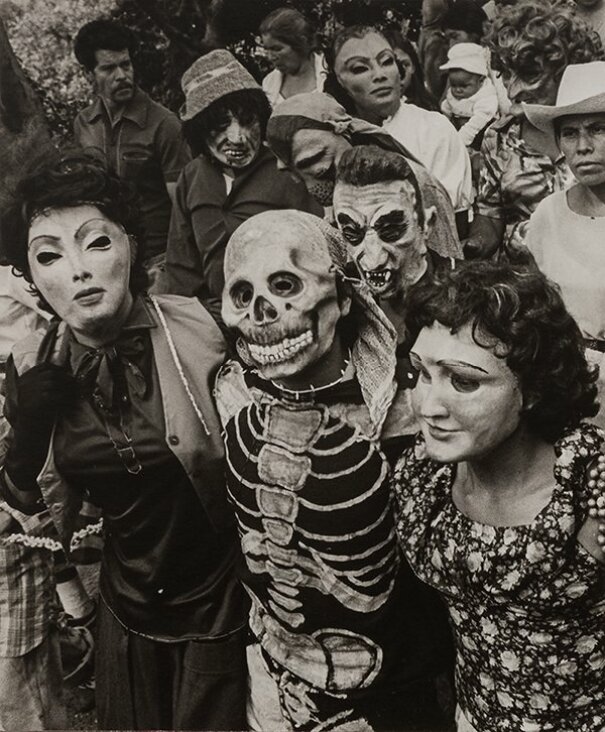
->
[[0, 1, 604, 731]]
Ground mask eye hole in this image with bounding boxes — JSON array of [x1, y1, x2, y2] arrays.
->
[[268, 271, 303, 297], [230, 281, 253, 309]]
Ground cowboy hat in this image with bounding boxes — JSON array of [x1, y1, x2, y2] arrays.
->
[[523, 62, 605, 135]]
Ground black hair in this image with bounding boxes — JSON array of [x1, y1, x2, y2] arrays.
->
[[1, 147, 148, 313], [182, 89, 272, 159], [441, 0, 488, 41], [336, 145, 425, 228], [74, 19, 136, 72], [406, 260, 599, 443], [381, 29, 440, 112], [259, 7, 318, 58]]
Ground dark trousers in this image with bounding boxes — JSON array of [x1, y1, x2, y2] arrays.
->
[[95, 598, 247, 730]]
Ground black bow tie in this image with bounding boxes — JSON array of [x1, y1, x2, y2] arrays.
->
[[73, 333, 147, 413]]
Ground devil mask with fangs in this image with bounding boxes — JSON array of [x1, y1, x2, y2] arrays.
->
[[333, 145, 435, 302]]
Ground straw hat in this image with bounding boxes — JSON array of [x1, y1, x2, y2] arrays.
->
[[439, 43, 488, 77], [524, 62, 605, 135], [180, 49, 259, 121]]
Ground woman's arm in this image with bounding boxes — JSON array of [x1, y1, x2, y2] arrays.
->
[[0, 358, 76, 514], [578, 518, 605, 564]]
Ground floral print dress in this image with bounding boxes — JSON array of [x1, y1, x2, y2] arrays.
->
[[393, 424, 605, 732]]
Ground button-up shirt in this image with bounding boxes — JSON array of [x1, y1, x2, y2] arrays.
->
[[165, 147, 322, 300], [476, 115, 574, 247], [74, 88, 191, 260]]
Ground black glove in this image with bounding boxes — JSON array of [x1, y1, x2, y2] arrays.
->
[[5, 363, 78, 492]]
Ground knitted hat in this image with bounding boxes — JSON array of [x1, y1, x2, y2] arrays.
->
[[439, 43, 488, 77], [180, 49, 260, 121]]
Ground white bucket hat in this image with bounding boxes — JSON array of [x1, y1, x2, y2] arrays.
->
[[439, 43, 487, 77], [524, 62, 605, 135]]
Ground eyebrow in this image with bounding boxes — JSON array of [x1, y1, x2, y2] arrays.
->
[[440, 359, 489, 374], [295, 148, 328, 171], [336, 212, 361, 226], [410, 352, 489, 374], [28, 218, 110, 247], [373, 210, 408, 227]]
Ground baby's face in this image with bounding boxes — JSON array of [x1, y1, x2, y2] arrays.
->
[[449, 69, 484, 100]]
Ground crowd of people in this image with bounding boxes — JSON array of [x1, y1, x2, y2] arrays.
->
[[0, 0, 603, 731]]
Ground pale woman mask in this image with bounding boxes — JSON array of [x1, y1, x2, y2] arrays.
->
[[27, 203, 134, 346], [410, 322, 524, 464]]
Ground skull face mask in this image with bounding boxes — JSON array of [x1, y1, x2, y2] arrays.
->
[[223, 211, 351, 382], [333, 179, 429, 300]]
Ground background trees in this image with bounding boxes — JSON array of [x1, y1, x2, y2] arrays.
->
[[1, 0, 421, 139]]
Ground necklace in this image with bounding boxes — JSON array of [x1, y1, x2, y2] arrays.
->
[[587, 455, 605, 555], [269, 351, 353, 400]]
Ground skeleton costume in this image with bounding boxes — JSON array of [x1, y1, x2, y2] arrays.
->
[[215, 211, 452, 731]]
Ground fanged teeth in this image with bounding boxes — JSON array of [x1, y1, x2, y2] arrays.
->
[[365, 269, 393, 287], [248, 330, 313, 365]]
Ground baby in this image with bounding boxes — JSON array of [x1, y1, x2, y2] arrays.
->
[[440, 42, 498, 149]]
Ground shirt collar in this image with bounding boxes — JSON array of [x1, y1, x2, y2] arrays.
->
[[83, 87, 148, 128], [68, 295, 156, 356]]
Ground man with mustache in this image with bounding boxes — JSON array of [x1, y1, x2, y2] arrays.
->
[[73, 20, 191, 285]]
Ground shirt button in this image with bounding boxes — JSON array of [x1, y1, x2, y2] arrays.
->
[[168, 435, 180, 446]]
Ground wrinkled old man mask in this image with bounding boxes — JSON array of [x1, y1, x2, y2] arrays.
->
[[333, 179, 429, 299], [223, 228, 351, 381]]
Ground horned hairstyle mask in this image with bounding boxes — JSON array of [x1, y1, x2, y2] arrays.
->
[[222, 210, 351, 382]]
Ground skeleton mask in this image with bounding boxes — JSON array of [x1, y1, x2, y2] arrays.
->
[[223, 211, 351, 381], [333, 179, 429, 300]]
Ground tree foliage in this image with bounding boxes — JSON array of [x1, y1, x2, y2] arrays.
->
[[2, 0, 421, 140]]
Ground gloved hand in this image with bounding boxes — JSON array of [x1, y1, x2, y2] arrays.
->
[[5, 363, 78, 492]]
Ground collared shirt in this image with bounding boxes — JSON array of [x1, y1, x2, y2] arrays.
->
[[165, 146, 322, 299], [476, 115, 574, 247], [50, 297, 245, 640], [262, 53, 328, 108], [383, 101, 474, 212], [74, 88, 191, 260]]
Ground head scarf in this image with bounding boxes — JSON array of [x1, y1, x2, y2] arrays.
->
[[224, 209, 398, 433], [266, 92, 421, 167], [266, 92, 462, 261]]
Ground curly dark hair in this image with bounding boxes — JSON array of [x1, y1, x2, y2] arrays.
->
[[0, 146, 148, 313], [74, 19, 136, 72], [405, 260, 599, 443], [182, 88, 272, 159], [488, 0, 603, 82]]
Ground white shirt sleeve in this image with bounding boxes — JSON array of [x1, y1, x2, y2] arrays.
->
[[457, 85, 499, 147], [423, 114, 474, 211]]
